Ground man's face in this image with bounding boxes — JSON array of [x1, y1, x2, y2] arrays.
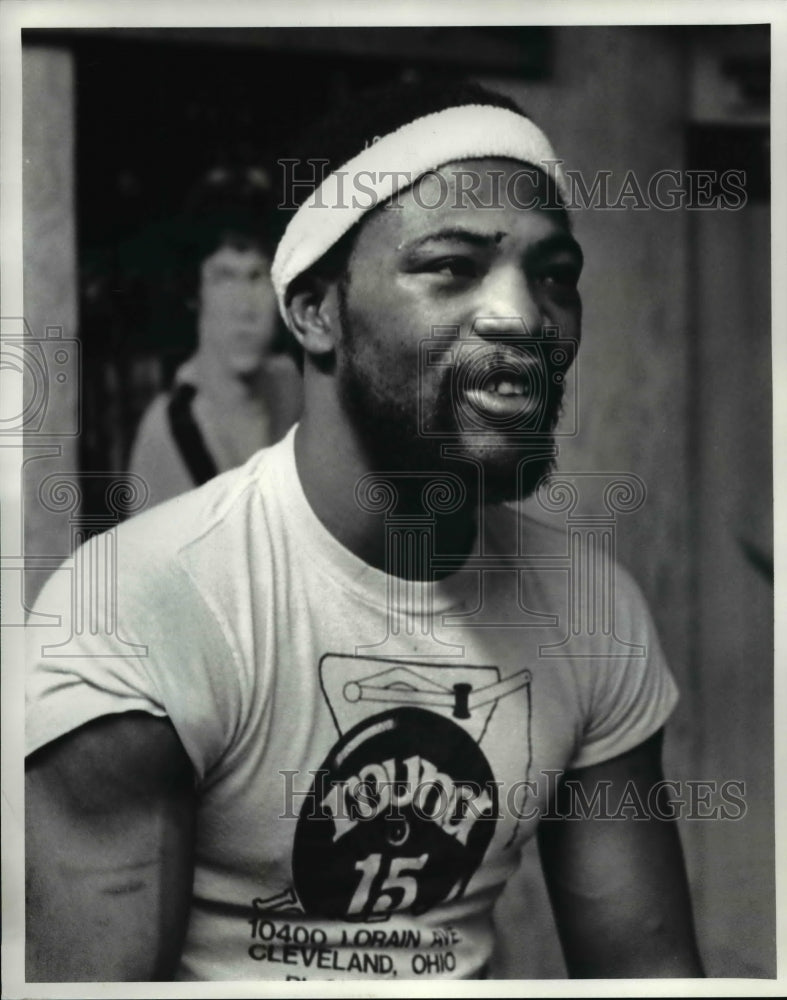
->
[[198, 244, 278, 377], [334, 158, 583, 502]]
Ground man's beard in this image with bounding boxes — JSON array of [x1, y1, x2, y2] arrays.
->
[[336, 288, 565, 505]]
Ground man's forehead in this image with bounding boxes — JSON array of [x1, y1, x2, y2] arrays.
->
[[362, 158, 568, 247]]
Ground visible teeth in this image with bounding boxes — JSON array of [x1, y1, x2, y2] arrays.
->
[[495, 380, 524, 396]]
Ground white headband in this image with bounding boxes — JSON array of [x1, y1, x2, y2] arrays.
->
[[271, 104, 569, 324]]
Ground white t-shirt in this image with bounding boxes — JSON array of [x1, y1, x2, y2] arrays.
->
[[26, 427, 678, 981]]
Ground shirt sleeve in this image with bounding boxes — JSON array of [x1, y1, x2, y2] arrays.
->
[[25, 525, 242, 782], [568, 567, 679, 770]]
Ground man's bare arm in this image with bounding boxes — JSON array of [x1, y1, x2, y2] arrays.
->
[[537, 729, 704, 978], [26, 712, 197, 981]]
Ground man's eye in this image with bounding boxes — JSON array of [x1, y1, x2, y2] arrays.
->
[[207, 270, 234, 284], [538, 265, 580, 289], [426, 257, 477, 279]]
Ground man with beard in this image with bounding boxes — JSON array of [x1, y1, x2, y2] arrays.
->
[[25, 81, 704, 981]]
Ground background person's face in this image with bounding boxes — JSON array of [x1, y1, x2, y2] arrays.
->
[[334, 158, 583, 501], [198, 244, 278, 377]]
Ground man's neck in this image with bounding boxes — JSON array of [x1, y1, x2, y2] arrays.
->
[[294, 405, 479, 580]]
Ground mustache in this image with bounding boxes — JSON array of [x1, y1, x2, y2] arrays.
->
[[433, 341, 567, 431]]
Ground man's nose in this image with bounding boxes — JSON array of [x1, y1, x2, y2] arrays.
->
[[235, 281, 264, 316], [470, 267, 542, 340]]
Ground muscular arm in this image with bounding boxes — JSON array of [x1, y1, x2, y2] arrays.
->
[[26, 712, 197, 981], [537, 729, 704, 978]]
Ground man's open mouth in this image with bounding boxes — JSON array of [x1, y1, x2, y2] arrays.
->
[[459, 351, 545, 421]]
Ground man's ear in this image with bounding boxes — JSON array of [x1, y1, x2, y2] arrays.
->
[[285, 273, 338, 357]]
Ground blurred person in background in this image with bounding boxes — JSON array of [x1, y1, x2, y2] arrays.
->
[[128, 166, 302, 507]]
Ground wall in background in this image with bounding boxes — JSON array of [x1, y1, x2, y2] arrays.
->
[[21, 47, 80, 606]]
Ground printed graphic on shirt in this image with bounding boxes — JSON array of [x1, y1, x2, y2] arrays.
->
[[246, 655, 531, 977], [247, 892, 469, 978], [292, 705, 495, 921], [291, 655, 531, 922]]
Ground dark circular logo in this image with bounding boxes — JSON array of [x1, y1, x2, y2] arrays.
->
[[292, 708, 498, 921]]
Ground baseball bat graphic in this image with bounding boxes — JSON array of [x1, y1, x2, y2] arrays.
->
[[343, 669, 531, 719]]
